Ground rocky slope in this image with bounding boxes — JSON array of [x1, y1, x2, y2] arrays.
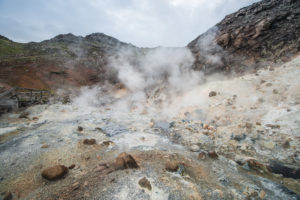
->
[[0, 33, 140, 90], [188, 0, 300, 74]]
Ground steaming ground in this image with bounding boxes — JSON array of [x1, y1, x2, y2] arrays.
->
[[0, 56, 300, 199]]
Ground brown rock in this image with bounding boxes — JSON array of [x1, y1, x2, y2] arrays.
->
[[208, 151, 218, 159], [165, 161, 178, 172], [246, 159, 270, 173], [282, 140, 290, 149], [138, 177, 152, 191], [78, 126, 83, 132], [209, 91, 217, 97], [41, 165, 69, 180], [68, 164, 76, 169], [41, 144, 49, 148], [102, 141, 114, 146], [114, 152, 139, 170], [83, 138, 96, 145], [198, 152, 206, 159], [32, 117, 39, 120]]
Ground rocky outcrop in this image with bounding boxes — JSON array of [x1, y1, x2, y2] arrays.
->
[[188, 0, 300, 74]]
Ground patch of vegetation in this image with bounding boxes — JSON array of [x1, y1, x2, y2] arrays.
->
[[0, 37, 25, 57]]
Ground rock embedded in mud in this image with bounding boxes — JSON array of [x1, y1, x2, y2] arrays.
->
[[208, 151, 218, 159], [138, 177, 152, 191], [246, 159, 270, 173], [189, 144, 200, 152], [282, 140, 290, 149], [19, 112, 29, 119], [114, 152, 139, 170], [68, 164, 76, 169], [83, 138, 96, 145], [78, 126, 83, 132], [209, 91, 217, 97], [165, 161, 179, 172], [102, 140, 114, 146], [198, 152, 207, 159], [41, 165, 69, 180], [41, 144, 49, 148]]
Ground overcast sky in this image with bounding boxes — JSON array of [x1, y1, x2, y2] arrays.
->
[[0, 0, 260, 47]]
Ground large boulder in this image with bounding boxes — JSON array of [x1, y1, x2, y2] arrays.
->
[[41, 165, 69, 180]]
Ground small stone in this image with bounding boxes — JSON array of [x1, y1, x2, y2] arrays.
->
[[83, 139, 96, 145], [165, 161, 178, 172], [2, 191, 12, 200], [19, 112, 29, 119], [265, 124, 280, 129], [263, 141, 275, 149], [72, 182, 80, 190], [208, 151, 218, 159], [203, 124, 209, 129], [32, 117, 39, 120], [41, 165, 68, 180], [256, 122, 261, 126], [41, 144, 49, 148], [259, 190, 266, 199], [266, 83, 272, 87], [138, 177, 152, 191], [78, 126, 83, 132], [198, 152, 206, 159], [114, 152, 139, 170], [189, 144, 200, 152], [282, 140, 290, 149], [209, 91, 217, 97], [102, 141, 114, 146], [68, 164, 76, 169], [272, 89, 278, 94]]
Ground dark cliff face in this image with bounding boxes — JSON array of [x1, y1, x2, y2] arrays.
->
[[188, 0, 300, 74]]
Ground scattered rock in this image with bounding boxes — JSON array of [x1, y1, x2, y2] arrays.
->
[[256, 122, 261, 126], [189, 144, 200, 152], [32, 117, 39, 120], [263, 141, 275, 149], [102, 141, 114, 146], [114, 152, 139, 170], [265, 83, 272, 87], [198, 152, 207, 159], [83, 138, 96, 145], [19, 112, 29, 119], [259, 190, 266, 199], [273, 89, 278, 94], [41, 144, 49, 148], [231, 134, 246, 142], [2, 191, 12, 200], [138, 177, 152, 191], [203, 124, 209, 129], [41, 165, 69, 180], [78, 126, 83, 132], [72, 182, 80, 190], [62, 95, 71, 104], [282, 140, 290, 149], [208, 151, 218, 159], [165, 161, 179, 172], [68, 164, 76, 169], [209, 91, 217, 97], [265, 124, 280, 129]]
